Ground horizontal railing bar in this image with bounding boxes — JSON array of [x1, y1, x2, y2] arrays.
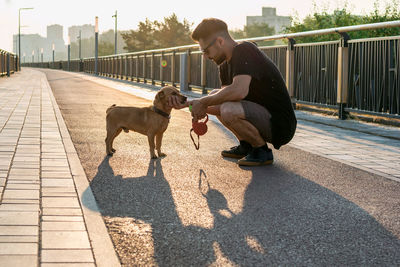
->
[[80, 20, 400, 60], [348, 35, 400, 43]]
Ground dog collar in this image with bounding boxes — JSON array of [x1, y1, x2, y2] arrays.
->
[[151, 106, 171, 119]]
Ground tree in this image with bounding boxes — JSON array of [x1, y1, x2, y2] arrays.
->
[[230, 23, 275, 46], [121, 14, 193, 52], [284, 0, 400, 43], [153, 13, 193, 48], [121, 19, 156, 52]]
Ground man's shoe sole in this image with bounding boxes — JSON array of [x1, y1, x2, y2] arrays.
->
[[237, 159, 273, 166], [221, 152, 246, 159]]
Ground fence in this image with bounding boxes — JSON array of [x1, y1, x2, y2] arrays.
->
[[23, 20, 400, 119], [0, 49, 19, 77]]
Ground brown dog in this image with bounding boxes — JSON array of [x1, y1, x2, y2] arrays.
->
[[105, 86, 187, 158]]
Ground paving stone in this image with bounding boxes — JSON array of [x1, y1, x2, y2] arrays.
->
[[41, 249, 94, 263], [41, 187, 76, 193], [0, 255, 37, 267], [42, 179, 74, 187], [2, 199, 40, 204], [42, 221, 86, 231], [42, 192, 77, 197], [0, 235, 38, 242], [41, 172, 72, 179], [0, 243, 38, 255], [41, 231, 90, 249], [42, 208, 82, 216], [0, 211, 38, 225], [41, 264, 95, 267], [0, 204, 39, 211], [3, 189, 40, 199], [0, 226, 38, 235], [6, 183, 40, 190], [42, 197, 80, 208], [42, 216, 83, 222]]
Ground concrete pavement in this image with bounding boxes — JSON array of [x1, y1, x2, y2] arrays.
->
[[0, 69, 120, 266], [73, 70, 400, 183], [1, 68, 400, 266]]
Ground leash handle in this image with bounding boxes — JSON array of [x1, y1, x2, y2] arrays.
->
[[190, 129, 200, 150]]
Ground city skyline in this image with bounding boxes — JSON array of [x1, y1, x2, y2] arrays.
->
[[0, 0, 390, 52]]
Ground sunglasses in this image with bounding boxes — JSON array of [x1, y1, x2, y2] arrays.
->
[[201, 38, 217, 54]]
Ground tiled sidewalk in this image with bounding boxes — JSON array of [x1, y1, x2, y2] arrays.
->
[[0, 70, 120, 266], [72, 70, 400, 183]]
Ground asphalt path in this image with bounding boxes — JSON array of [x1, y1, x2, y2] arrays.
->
[[42, 69, 400, 266]]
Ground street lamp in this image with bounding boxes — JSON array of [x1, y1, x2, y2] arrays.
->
[[32, 50, 34, 63], [67, 36, 70, 71], [52, 43, 55, 68], [18, 7, 34, 69], [95, 16, 99, 75], [112, 10, 117, 55], [41, 48, 43, 63], [77, 30, 82, 59]]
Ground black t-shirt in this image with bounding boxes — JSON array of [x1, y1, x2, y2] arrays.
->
[[219, 41, 297, 149]]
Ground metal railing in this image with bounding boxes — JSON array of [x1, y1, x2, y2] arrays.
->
[[23, 20, 400, 119], [0, 49, 19, 77]]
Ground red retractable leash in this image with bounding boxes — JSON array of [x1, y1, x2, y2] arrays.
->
[[189, 105, 208, 150]]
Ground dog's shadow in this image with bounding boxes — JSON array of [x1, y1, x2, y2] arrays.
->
[[83, 156, 400, 266]]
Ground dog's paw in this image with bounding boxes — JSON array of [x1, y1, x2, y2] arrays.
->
[[107, 152, 114, 157], [151, 155, 158, 159], [158, 153, 167, 158]]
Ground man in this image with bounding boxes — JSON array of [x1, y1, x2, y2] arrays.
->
[[171, 18, 296, 166]]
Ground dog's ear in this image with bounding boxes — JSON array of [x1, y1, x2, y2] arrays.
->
[[157, 91, 165, 99]]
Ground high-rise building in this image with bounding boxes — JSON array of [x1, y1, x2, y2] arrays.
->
[[246, 7, 291, 34], [68, 24, 95, 43]]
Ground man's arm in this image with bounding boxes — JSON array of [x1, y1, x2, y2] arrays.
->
[[200, 75, 251, 106], [190, 75, 251, 120]]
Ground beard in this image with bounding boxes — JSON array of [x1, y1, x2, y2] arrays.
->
[[213, 53, 226, 65]]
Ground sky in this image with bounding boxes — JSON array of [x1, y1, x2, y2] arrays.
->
[[0, 0, 394, 52]]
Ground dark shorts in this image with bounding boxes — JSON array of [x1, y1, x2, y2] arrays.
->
[[241, 100, 273, 143]]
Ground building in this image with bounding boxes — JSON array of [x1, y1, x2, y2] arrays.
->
[[68, 24, 95, 43], [246, 7, 291, 34], [13, 24, 67, 62]]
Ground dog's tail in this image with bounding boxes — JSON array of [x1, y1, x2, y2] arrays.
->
[[106, 104, 116, 114]]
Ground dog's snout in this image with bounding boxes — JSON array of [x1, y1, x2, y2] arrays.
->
[[181, 96, 187, 104]]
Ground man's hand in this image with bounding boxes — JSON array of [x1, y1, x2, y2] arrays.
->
[[168, 95, 189, 109], [190, 99, 208, 122]]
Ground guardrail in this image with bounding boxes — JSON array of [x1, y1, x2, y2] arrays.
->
[[0, 49, 19, 77], [23, 20, 400, 119]]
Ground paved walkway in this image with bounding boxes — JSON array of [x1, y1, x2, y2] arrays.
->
[[74, 71, 400, 183], [0, 69, 120, 266], [1, 68, 399, 265]]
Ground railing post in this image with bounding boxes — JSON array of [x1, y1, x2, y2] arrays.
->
[[160, 51, 164, 86], [136, 55, 140, 82], [171, 50, 176, 87], [143, 53, 147, 83], [6, 53, 10, 77], [130, 55, 133, 81], [125, 55, 128, 80], [187, 50, 191, 91], [201, 55, 207, 94], [285, 38, 296, 109], [180, 52, 188, 91], [337, 32, 350, 120], [151, 52, 155, 85]]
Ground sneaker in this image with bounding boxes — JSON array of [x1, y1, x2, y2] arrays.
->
[[237, 147, 273, 166], [221, 144, 251, 159]]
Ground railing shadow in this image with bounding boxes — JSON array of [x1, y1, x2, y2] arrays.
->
[[83, 156, 400, 265]]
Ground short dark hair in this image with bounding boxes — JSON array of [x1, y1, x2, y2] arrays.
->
[[191, 18, 229, 42]]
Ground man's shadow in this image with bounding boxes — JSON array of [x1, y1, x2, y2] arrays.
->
[[84, 157, 400, 265]]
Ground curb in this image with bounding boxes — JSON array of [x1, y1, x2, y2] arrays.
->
[[41, 71, 121, 267]]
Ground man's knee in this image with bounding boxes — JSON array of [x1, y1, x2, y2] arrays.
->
[[220, 102, 243, 125]]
